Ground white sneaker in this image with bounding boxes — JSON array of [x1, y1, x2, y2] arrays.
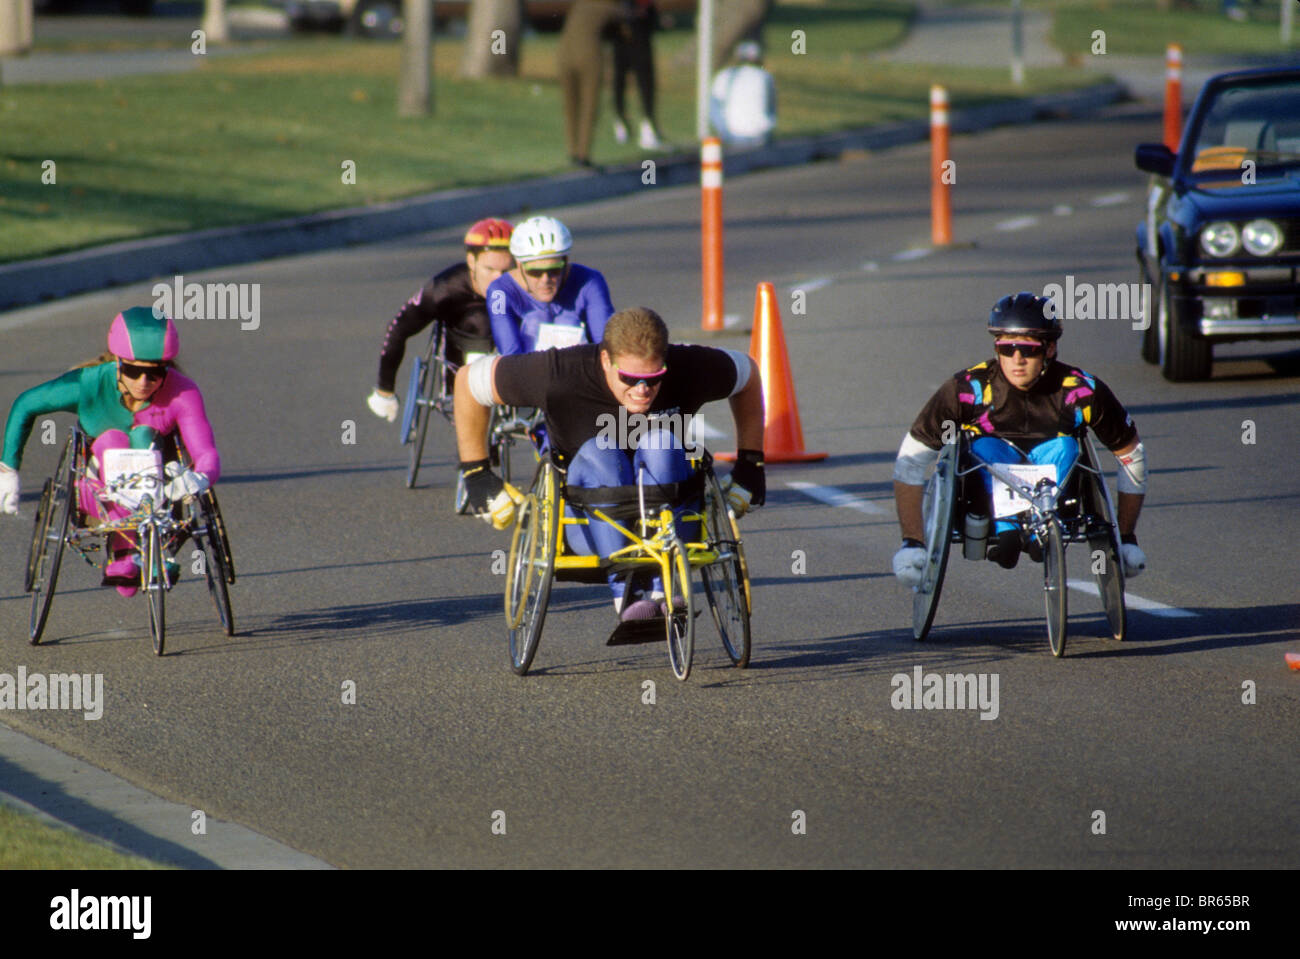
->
[[638, 119, 665, 150], [613, 119, 629, 144]]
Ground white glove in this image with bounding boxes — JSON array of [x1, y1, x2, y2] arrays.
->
[[893, 543, 927, 588], [165, 469, 210, 502], [1121, 542, 1146, 578], [0, 463, 19, 515], [367, 389, 399, 423]]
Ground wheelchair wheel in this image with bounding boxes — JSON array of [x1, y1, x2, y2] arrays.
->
[[29, 433, 77, 645], [505, 464, 558, 675], [912, 442, 958, 641], [1042, 514, 1067, 657], [1082, 437, 1126, 641], [665, 542, 694, 681], [25, 479, 53, 593], [194, 495, 234, 636], [143, 523, 166, 656], [700, 469, 750, 667], [404, 351, 434, 489]]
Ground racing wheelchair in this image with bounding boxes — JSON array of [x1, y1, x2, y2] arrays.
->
[[910, 430, 1126, 657], [25, 427, 236, 655], [399, 322, 537, 497], [504, 450, 752, 681]]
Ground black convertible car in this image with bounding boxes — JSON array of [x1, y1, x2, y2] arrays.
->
[[1135, 67, 1300, 381]]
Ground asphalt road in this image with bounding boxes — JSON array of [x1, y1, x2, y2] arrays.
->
[[2, 103, 1298, 868]]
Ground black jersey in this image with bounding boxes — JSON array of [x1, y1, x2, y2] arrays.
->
[[910, 358, 1137, 454], [494, 343, 740, 462], [377, 262, 493, 391]]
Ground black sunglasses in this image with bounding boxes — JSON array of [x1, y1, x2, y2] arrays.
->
[[994, 341, 1047, 359], [523, 265, 566, 278], [617, 366, 668, 388], [119, 361, 169, 382]]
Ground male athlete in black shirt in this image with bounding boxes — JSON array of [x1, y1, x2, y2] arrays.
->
[[453, 306, 766, 620], [366, 219, 514, 422], [892, 292, 1149, 582]]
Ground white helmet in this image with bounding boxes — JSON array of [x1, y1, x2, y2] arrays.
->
[[509, 215, 573, 263]]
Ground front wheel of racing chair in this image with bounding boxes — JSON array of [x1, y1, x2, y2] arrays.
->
[[664, 540, 695, 681], [1040, 513, 1068, 658]]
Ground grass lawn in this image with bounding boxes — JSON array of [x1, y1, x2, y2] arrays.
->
[[1050, 0, 1298, 56], [0, 0, 1107, 262], [0, 802, 170, 869]]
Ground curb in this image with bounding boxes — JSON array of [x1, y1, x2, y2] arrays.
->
[[0, 720, 333, 869], [0, 80, 1126, 313]]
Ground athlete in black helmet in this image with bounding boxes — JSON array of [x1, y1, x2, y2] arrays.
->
[[892, 292, 1148, 580]]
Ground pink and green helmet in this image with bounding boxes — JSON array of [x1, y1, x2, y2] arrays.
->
[[108, 307, 179, 362]]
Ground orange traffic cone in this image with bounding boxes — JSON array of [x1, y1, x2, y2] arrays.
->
[[720, 282, 827, 464]]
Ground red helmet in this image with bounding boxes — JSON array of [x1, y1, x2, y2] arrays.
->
[[464, 218, 513, 252]]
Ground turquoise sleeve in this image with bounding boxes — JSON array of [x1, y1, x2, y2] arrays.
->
[[1, 371, 82, 470]]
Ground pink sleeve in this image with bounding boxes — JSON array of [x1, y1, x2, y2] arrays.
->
[[169, 378, 221, 482]]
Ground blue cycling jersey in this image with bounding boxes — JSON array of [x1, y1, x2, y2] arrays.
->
[[486, 264, 615, 355]]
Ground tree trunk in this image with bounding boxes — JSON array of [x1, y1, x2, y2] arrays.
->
[[399, 0, 432, 116], [462, 0, 524, 78]]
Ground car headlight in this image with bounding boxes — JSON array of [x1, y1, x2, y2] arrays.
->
[[1241, 219, 1283, 256], [1200, 221, 1240, 258]]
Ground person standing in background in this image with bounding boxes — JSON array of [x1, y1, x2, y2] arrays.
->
[[558, 0, 625, 168], [611, 0, 666, 150]]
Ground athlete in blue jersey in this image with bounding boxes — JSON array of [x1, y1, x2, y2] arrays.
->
[[487, 215, 616, 356]]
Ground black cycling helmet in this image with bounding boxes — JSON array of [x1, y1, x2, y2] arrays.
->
[[988, 292, 1062, 340]]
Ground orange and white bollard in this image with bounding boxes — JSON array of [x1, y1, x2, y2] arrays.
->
[[930, 85, 952, 247], [701, 137, 725, 332], [1163, 44, 1183, 152]]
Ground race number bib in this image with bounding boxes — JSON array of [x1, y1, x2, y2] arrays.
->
[[534, 323, 585, 351], [101, 448, 164, 509], [991, 463, 1058, 519]]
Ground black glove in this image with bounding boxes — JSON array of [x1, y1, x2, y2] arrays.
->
[[729, 448, 766, 509], [460, 459, 504, 515]]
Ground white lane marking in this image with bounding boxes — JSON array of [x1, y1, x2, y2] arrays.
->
[[995, 215, 1038, 232], [1067, 579, 1197, 617], [861, 261, 880, 272], [891, 248, 932, 262], [800, 276, 833, 292], [1052, 204, 1073, 216], [1091, 191, 1131, 207], [786, 481, 888, 515]]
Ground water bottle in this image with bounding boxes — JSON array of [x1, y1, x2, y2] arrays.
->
[[963, 513, 989, 560]]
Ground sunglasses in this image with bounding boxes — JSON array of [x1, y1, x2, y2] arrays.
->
[[617, 367, 668, 388], [523, 264, 566, 278], [995, 341, 1047, 359], [119, 362, 169, 382]]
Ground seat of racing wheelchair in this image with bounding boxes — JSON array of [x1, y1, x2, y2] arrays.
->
[[552, 472, 707, 585]]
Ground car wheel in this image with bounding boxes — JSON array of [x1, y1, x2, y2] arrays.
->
[[352, 0, 404, 39], [1157, 275, 1213, 381]]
